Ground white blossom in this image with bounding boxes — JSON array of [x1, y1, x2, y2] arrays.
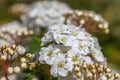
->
[[16, 45, 26, 55], [39, 24, 107, 78], [21, 1, 71, 28], [39, 44, 60, 65], [50, 56, 69, 77], [0, 21, 33, 44]]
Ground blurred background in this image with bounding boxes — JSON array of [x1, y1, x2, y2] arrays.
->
[[0, 0, 120, 70]]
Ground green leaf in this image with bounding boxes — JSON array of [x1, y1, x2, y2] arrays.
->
[[22, 73, 33, 80], [33, 36, 41, 43]]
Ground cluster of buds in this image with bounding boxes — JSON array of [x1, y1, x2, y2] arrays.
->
[[0, 21, 34, 45], [9, 3, 29, 17], [64, 10, 109, 34], [0, 44, 35, 80], [73, 62, 120, 80]]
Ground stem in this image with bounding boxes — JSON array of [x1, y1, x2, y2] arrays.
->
[[5, 72, 9, 80]]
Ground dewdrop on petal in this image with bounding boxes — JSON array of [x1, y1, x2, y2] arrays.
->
[[13, 66, 21, 73]]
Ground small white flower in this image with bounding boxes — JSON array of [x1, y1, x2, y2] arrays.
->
[[41, 31, 53, 46], [0, 21, 22, 34], [39, 44, 60, 65], [67, 48, 81, 65], [71, 40, 90, 55], [16, 45, 26, 55], [50, 56, 69, 77], [91, 49, 105, 62], [0, 39, 10, 46], [81, 56, 93, 64], [21, 1, 71, 28]]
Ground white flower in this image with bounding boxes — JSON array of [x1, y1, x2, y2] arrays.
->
[[50, 56, 69, 77], [0, 21, 33, 44], [53, 33, 70, 44], [16, 45, 26, 55], [41, 31, 53, 46], [39, 24, 107, 78], [39, 44, 60, 65], [0, 39, 10, 46], [91, 49, 105, 62], [21, 1, 71, 28], [67, 48, 81, 65], [70, 40, 90, 55], [0, 21, 22, 34], [80, 56, 93, 64]]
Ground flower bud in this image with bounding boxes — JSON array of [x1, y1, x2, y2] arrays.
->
[[7, 67, 13, 74], [21, 62, 27, 69], [14, 66, 21, 73]]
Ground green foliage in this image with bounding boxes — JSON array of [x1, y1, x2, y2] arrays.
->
[[27, 36, 41, 53], [23, 73, 33, 80]]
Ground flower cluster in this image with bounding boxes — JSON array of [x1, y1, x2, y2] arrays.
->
[[0, 44, 34, 80], [0, 21, 34, 45], [21, 1, 71, 34], [39, 24, 106, 77], [9, 3, 29, 17], [1, 1, 119, 80], [64, 10, 109, 34]]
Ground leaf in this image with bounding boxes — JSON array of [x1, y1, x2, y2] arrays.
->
[[22, 73, 33, 80], [33, 36, 41, 43], [27, 39, 40, 53]]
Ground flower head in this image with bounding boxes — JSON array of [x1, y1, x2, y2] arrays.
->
[[21, 1, 71, 35], [0, 21, 34, 45], [64, 10, 109, 34], [39, 24, 107, 77]]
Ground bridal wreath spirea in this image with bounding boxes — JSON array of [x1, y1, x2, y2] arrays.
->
[[39, 24, 106, 77], [65, 10, 109, 34], [21, 1, 71, 28], [0, 21, 33, 44]]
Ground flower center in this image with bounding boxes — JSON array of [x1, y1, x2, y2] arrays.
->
[[78, 44, 84, 49], [59, 28, 63, 32], [72, 56, 78, 62], [61, 50, 67, 54], [60, 37, 66, 42], [57, 61, 64, 68], [39, 16, 44, 21], [47, 51, 53, 57], [91, 50, 96, 57], [72, 32, 78, 37]]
